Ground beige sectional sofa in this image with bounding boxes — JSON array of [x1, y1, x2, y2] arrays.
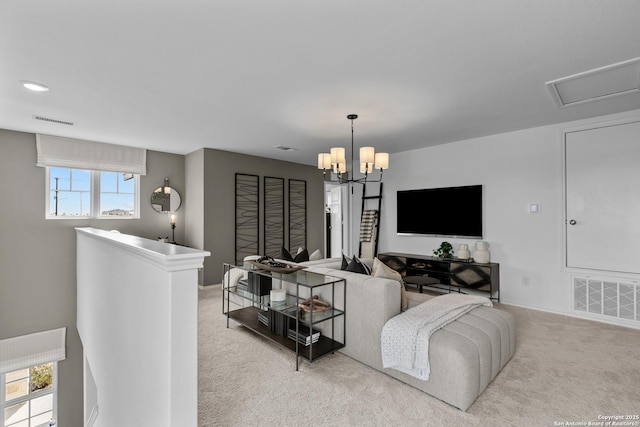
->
[[292, 257, 516, 411]]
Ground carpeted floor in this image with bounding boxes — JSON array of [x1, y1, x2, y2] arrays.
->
[[198, 286, 640, 427]]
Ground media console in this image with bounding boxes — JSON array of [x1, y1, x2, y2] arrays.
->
[[378, 252, 500, 302]]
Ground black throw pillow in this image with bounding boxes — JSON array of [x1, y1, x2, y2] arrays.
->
[[341, 254, 351, 270], [280, 246, 294, 262], [294, 248, 309, 263], [345, 255, 368, 275]]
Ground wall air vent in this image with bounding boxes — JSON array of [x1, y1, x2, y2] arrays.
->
[[573, 276, 639, 327], [33, 115, 75, 126], [546, 57, 640, 108]]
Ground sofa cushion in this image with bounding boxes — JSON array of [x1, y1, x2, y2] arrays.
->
[[298, 257, 343, 269], [309, 248, 322, 261], [372, 257, 407, 311]]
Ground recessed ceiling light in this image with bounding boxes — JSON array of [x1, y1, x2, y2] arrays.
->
[[21, 80, 50, 92]]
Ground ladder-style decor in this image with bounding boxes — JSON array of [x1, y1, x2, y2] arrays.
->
[[359, 182, 383, 258]]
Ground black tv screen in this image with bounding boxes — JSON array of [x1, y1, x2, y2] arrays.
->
[[396, 185, 483, 238]]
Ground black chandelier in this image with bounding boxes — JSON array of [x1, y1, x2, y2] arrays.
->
[[317, 114, 389, 184]]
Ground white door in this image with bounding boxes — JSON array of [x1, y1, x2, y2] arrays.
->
[[565, 120, 640, 273], [329, 185, 343, 257]]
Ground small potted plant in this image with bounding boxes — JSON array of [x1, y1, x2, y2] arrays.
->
[[433, 241, 454, 258]]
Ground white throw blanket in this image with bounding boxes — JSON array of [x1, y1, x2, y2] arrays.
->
[[381, 294, 493, 381]]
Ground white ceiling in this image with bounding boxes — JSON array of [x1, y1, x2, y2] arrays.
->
[[2, 0, 640, 166]]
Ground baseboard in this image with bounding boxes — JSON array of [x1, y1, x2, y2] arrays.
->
[[199, 283, 221, 290], [499, 299, 640, 330]]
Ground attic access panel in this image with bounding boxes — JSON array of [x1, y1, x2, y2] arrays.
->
[[547, 57, 640, 107]]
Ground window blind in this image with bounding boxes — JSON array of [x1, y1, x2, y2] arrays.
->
[[36, 134, 147, 175], [0, 328, 66, 374]]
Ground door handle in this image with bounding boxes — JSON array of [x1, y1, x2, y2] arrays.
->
[[569, 219, 577, 225]]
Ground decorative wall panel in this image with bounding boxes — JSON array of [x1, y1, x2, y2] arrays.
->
[[263, 177, 284, 258], [288, 179, 307, 251], [235, 173, 259, 265]]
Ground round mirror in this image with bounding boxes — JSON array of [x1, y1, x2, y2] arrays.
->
[[151, 186, 182, 213]]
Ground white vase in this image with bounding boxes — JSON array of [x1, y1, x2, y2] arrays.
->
[[457, 244, 470, 260], [474, 241, 491, 263]]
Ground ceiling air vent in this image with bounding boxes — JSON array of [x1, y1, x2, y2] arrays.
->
[[546, 57, 640, 108], [274, 145, 297, 151], [33, 115, 75, 126]]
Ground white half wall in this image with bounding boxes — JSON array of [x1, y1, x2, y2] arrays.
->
[[76, 228, 209, 427], [371, 109, 640, 325]]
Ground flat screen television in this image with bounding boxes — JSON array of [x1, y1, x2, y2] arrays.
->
[[396, 185, 483, 238]]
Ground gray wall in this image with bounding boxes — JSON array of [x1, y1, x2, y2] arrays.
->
[[188, 148, 324, 285], [0, 129, 186, 427], [185, 149, 205, 284]]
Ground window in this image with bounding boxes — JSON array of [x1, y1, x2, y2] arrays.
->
[[99, 171, 136, 217], [46, 167, 139, 219], [1, 363, 57, 427]]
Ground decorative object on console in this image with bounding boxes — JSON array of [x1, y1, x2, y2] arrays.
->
[[433, 241, 454, 258], [298, 295, 331, 313], [457, 244, 470, 260], [249, 256, 306, 273], [270, 288, 287, 302], [244, 271, 273, 296], [473, 241, 491, 263], [317, 114, 389, 184], [243, 255, 261, 269], [288, 324, 320, 346]]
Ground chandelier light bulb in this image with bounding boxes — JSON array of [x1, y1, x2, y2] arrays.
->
[[360, 162, 373, 173], [374, 152, 389, 170], [317, 153, 331, 170], [360, 147, 375, 164], [330, 147, 345, 165]]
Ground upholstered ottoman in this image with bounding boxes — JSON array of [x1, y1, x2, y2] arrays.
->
[[383, 305, 515, 411]]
